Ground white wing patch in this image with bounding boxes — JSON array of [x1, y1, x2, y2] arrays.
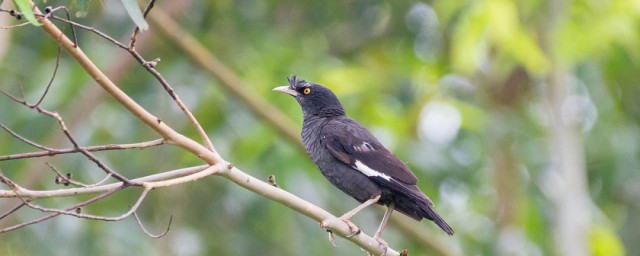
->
[[354, 160, 391, 181], [353, 142, 374, 152]]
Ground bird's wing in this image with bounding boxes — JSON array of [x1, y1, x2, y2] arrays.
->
[[320, 118, 418, 186]]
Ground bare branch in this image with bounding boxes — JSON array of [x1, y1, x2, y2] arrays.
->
[[142, 164, 222, 189], [0, 138, 165, 161], [217, 167, 401, 256], [0, 88, 136, 184], [0, 9, 30, 29], [0, 202, 26, 221], [0, 20, 31, 29], [147, 9, 305, 152], [134, 212, 172, 238], [126, 48, 217, 154], [0, 165, 208, 199], [128, 0, 156, 50], [29, 104, 137, 185], [19, 5, 217, 154], [0, 122, 54, 151], [31, 45, 61, 108], [46, 6, 78, 47], [1, 172, 148, 220], [0, 185, 125, 233], [47, 162, 114, 188], [32, 6, 221, 165]]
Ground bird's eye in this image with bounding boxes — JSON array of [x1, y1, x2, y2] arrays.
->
[[303, 88, 311, 95]]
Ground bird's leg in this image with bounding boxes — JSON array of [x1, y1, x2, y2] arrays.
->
[[372, 204, 394, 256], [338, 195, 381, 237]]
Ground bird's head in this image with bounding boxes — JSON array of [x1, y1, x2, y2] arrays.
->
[[273, 75, 345, 119]]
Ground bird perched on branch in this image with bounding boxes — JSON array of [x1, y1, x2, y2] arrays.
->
[[274, 76, 454, 248]]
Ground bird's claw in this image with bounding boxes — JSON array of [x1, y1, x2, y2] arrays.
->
[[327, 230, 337, 247], [340, 218, 361, 237], [320, 217, 359, 246], [321, 220, 339, 246], [375, 237, 389, 256]]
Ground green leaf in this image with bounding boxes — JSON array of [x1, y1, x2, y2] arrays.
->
[[13, 0, 40, 26], [589, 225, 625, 256], [120, 0, 149, 30]]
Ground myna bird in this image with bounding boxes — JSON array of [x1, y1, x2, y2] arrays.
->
[[274, 76, 454, 248]]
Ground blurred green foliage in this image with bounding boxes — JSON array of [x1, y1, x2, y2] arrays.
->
[[1, 0, 639, 255]]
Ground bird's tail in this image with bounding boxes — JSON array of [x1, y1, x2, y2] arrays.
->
[[394, 195, 455, 235], [423, 205, 455, 236]]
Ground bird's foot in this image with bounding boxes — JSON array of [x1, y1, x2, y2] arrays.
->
[[340, 218, 361, 237], [320, 217, 360, 243], [375, 236, 389, 256]]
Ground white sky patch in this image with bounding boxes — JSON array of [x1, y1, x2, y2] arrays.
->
[[355, 160, 391, 181], [418, 101, 462, 144]]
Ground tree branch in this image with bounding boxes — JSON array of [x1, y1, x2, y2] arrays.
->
[[0, 165, 208, 199], [0, 138, 165, 161]]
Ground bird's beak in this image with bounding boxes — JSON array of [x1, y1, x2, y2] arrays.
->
[[273, 86, 299, 97]]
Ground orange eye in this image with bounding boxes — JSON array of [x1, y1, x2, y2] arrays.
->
[[303, 88, 311, 95]]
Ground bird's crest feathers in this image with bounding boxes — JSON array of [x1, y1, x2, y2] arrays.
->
[[288, 75, 310, 89]]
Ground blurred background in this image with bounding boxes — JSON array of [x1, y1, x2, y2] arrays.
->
[[1, 0, 639, 255]]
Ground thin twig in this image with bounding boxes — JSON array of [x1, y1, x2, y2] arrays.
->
[[0, 138, 165, 161], [5, 5, 216, 154], [31, 45, 61, 108], [51, 6, 78, 47], [24, 188, 149, 221], [1, 21, 31, 29], [2, 174, 149, 221], [134, 212, 171, 238], [37, 5, 222, 163], [127, 49, 217, 154], [129, 0, 156, 50], [147, 9, 305, 151], [0, 184, 125, 233], [3, 91, 138, 185], [46, 162, 88, 187], [0, 165, 208, 199], [142, 164, 222, 189], [0, 202, 26, 220], [0, 122, 55, 151]]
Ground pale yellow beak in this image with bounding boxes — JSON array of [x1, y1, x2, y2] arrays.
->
[[273, 86, 299, 96]]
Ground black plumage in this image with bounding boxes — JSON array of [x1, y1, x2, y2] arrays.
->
[[274, 76, 454, 244]]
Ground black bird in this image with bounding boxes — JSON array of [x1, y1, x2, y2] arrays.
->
[[274, 76, 454, 246]]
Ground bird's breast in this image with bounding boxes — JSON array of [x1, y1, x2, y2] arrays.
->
[[301, 119, 326, 163]]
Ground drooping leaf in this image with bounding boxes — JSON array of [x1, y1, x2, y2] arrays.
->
[[120, 0, 149, 31], [13, 0, 40, 26]]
